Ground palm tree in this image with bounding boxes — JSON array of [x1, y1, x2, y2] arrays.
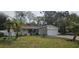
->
[[12, 19, 24, 39], [5, 17, 15, 40], [6, 19, 12, 37]]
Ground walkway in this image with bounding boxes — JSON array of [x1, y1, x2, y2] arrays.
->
[[57, 35, 79, 40]]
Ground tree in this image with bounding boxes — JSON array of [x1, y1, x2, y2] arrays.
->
[[36, 16, 45, 26], [12, 19, 24, 39], [41, 11, 70, 34], [43, 11, 57, 25], [4, 17, 17, 41], [69, 13, 79, 41], [15, 11, 26, 19], [6, 19, 12, 37], [55, 11, 70, 34], [26, 11, 36, 23], [15, 11, 27, 36], [0, 13, 8, 30], [5, 17, 23, 39], [15, 11, 27, 24]]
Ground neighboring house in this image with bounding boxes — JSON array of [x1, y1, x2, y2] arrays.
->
[[0, 29, 16, 36], [0, 30, 8, 36], [0, 25, 59, 36]]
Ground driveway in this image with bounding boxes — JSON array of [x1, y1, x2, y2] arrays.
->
[[57, 35, 79, 40]]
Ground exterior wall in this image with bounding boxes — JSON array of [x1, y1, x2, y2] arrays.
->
[[47, 25, 59, 36], [21, 29, 29, 35], [0, 30, 8, 36], [39, 28, 43, 35], [0, 30, 16, 36], [10, 29, 16, 36], [39, 25, 59, 36], [0, 25, 59, 36], [47, 29, 58, 36], [39, 26, 47, 36]]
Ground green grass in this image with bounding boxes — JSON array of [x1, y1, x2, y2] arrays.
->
[[0, 36, 79, 48]]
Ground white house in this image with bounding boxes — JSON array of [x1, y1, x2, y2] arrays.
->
[[0, 25, 59, 36]]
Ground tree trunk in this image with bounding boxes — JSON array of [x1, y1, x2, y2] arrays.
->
[[15, 31, 18, 39], [73, 34, 77, 41], [7, 28, 11, 39]]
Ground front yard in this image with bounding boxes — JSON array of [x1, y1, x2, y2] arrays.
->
[[0, 36, 79, 48]]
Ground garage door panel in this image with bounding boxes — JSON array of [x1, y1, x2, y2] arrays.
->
[[47, 29, 58, 36]]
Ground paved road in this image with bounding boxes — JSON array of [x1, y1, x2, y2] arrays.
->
[[57, 35, 79, 40]]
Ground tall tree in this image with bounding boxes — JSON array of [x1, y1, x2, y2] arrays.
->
[[42, 11, 70, 34], [15, 11, 27, 36], [5, 18, 14, 38], [15, 11, 27, 24], [0, 13, 8, 30], [69, 13, 79, 41], [43, 11, 57, 25], [12, 19, 24, 39], [55, 11, 70, 34], [36, 16, 45, 26], [26, 11, 36, 23]]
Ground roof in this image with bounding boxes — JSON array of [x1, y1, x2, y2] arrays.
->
[[22, 25, 58, 30], [47, 25, 58, 30], [22, 25, 40, 29]]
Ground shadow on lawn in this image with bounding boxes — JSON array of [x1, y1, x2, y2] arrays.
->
[[65, 38, 79, 45], [0, 37, 15, 45]]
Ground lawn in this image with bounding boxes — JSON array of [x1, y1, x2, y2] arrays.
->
[[0, 36, 79, 48]]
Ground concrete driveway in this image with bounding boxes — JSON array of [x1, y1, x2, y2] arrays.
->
[[57, 35, 79, 40]]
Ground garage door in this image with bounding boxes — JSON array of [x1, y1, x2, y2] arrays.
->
[[47, 29, 58, 36]]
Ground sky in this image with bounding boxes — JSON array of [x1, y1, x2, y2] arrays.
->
[[0, 11, 44, 18], [69, 11, 79, 15], [0, 11, 79, 18]]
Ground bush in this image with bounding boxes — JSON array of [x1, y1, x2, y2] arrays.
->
[[0, 32, 4, 37]]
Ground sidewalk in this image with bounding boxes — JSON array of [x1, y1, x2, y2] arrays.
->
[[57, 35, 79, 40]]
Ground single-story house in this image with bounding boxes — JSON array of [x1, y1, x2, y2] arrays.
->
[[0, 25, 59, 36], [21, 25, 59, 36]]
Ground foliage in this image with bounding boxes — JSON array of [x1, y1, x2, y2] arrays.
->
[[69, 14, 79, 33], [15, 11, 36, 23], [0, 32, 4, 37], [43, 11, 57, 25], [41, 11, 70, 34], [55, 11, 69, 34], [5, 17, 25, 39], [5, 18, 14, 38], [26, 11, 36, 23], [12, 19, 25, 39], [36, 16, 45, 25], [0, 13, 8, 30], [68, 13, 79, 41], [15, 11, 27, 24], [15, 11, 26, 20]]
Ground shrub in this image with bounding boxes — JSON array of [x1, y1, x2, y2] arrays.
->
[[0, 32, 4, 37]]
